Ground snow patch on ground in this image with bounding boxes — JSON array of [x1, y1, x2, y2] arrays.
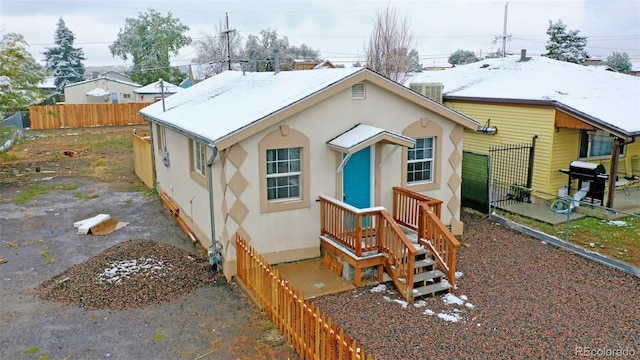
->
[[443, 293, 465, 306], [437, 312, 462, 322], [97, 258, 172, 284], [423, 309, 435, 316], [370, 284, 387, 293]]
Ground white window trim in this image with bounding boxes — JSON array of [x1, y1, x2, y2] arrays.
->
[[266, 148, 302, 202], [407, 137, 435, 184], [193, 141, 206, 176]]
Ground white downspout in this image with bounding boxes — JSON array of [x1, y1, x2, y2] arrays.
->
[[206, 144, 223, 271]]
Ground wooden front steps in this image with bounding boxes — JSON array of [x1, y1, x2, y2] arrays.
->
[[398, 244, 452, 299]]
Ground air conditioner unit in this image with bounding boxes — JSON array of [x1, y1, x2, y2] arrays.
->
[[410, 82, 443, 103]]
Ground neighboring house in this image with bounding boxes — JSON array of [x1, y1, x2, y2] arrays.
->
[[133, 80, 183, 103], [313, 60, 336, 69], [140, 67, 479, 280], [293, 59, 319, 70], [404, 53, 640, 207], [38, 76, 57, 95], [63, 76, 141, 104], [631, 62, 640, 77], [85, 70, 133, 83]]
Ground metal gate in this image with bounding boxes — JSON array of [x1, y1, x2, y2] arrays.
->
[[489, 137, 536, 210], [462, 151, 489, 213]]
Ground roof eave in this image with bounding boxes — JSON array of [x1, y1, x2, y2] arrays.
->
[[140, 112, 216, 148], [444, 95, 637, 138]]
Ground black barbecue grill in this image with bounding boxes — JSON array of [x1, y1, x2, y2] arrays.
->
[[559, 161, 608, 204]]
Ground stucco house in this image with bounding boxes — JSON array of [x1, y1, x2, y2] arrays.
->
[[139, 67, 479, 289], [133, 80, 183, 103], [404, 53, 640, 208], [63, 76, 141, 104]]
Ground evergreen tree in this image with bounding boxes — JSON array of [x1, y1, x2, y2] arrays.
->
[[604, 52, 632, 74], [110, 8, 191, 85], [407, 49, 422, 72], [0, 33, 47, 116], [43, 18, 86, 93], [448, 49, 479, 65], [543, 20, 589, 64]]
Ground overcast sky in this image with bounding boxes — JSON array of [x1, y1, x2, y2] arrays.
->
[[1, 0, 638, 69]]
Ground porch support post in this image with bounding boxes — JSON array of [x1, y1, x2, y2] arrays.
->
[[606, 138, 620, 208]]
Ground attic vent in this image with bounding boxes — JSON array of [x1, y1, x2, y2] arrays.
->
[[410, 83, 443, 103], [351, 83, 365, 99]]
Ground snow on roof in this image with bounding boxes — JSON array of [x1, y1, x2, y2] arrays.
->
[[404, 56, 640, 136], [141, 68, 367, 145], [134, 80, 183, 94], [39, 76, 56, 89], [327, 123, 415, 153], [86, 87, 110, 97], [65, 76, 141, 89]]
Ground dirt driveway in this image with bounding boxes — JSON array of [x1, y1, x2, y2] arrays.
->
[[0, 127, 297, 359]]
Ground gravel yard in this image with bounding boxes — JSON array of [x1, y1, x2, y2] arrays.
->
[[0, 177, 297, 360], [312, 210, 640, 359]]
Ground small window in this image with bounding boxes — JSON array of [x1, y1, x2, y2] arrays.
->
[[193, 141, 206, 176], [123, 93, 131, 99], [407, 137, 434, 183], [266, 148, 301, 201], [351, 83, 365, 99]]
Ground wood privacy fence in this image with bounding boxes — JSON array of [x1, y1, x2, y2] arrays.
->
[[132, 132, 153, 188], [29, 103, 153, 129], [236, 234, 373, 360]]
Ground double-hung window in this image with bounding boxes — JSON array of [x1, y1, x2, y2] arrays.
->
[[266, 147, 301, 201], [407, 137, 434, 183], [193, 140, 206, 176]]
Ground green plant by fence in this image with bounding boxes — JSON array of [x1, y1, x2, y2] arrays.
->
[[29, 103, 152, 129], [236, 234, 372, 360]]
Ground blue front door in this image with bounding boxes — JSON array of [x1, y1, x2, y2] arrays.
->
[[343, 147, 371, 209]]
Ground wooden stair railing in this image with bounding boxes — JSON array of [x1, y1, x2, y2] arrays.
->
[[318, 195, 417, 302], [417, 203, 460, 292], [378, 211, 417, 302], [392, 187, 459, 293]]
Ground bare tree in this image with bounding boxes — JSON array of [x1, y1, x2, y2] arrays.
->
[[193, 19, 242, 75], [365, 4, 413, 82]]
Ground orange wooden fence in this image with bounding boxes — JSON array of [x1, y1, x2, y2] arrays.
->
[[29, 103, 153, 129], [236, 234, 373, 360]]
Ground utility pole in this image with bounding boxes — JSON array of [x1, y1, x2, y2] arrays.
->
[[502, 2, 508, 57], [493, 2, 512, 57], [221, 13, 236, 71]]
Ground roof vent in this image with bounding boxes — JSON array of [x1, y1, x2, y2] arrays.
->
[[351, 83, 365, 99]]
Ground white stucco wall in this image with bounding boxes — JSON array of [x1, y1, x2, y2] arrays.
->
[[152, 79, 466, 278], [152, 126, 213, 247]]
